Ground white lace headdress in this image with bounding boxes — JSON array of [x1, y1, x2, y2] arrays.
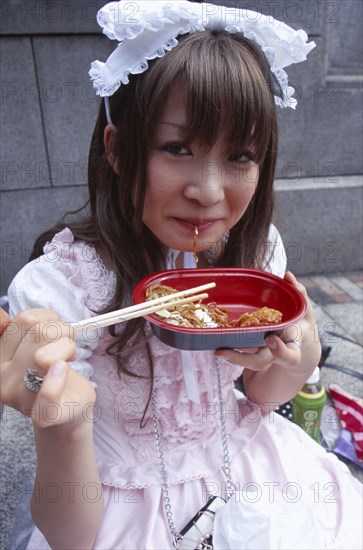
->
[[89, 0, 316, 109]]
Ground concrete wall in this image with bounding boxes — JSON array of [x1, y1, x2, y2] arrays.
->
[[1, 0, 362, 295]]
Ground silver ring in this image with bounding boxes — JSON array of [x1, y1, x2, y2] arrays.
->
[[24, 368, 45, 392], [285, 338, 302, 350]]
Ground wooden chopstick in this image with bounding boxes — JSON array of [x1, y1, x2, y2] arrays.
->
[[74, 281, 216, 330], [73, 292, 208, 332], [72, 282, 216, 332]]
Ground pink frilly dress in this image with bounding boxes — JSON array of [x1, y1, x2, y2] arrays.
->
[[8, 228, 362, 550]]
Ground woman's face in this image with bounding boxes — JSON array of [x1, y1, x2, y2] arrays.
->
[[141, 84, 259, 254]]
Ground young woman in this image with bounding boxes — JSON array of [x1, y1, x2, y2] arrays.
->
[[4, 2, 362, 548]]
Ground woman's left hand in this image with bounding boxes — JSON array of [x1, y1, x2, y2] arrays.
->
[[216, 271, 319, 370], [215, 272, 322, 409]]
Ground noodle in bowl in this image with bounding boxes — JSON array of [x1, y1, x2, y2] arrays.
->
[[133, 268, 306, 350]]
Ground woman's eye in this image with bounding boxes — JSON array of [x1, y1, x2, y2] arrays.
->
[[164, 143, 190, 156], [229, 152, 255, 164]]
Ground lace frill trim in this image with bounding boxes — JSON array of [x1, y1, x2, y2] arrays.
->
[[100, 465, 222, 490], [89, 1, 315, 108], [89, 37, 181, 97], [106, 337, 243, 463], [44, 228, 116, 314], [96, 396, 261, 489], [97, 1, 202, 42]]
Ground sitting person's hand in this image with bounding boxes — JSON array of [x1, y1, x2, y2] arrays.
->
[[0, 308, 95, 430]]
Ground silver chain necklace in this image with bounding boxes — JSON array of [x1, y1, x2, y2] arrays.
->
[[151, 356, 234, 549]]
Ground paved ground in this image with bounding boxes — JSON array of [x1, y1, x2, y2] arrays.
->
[[1, 270, 362, 550], [300, 271, 363, 485], [301, 270, 362, 426]]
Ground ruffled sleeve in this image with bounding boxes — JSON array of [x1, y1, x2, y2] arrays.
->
[[7, 228, 116, 381], [263, 224, 286, 277]]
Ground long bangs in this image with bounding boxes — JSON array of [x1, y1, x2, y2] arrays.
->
[[141, 32, 276, 164]]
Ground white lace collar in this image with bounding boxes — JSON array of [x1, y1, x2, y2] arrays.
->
[[165, 249, 197, 270]]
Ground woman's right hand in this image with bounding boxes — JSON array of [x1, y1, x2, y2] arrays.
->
[[0, 308, 96, 429]]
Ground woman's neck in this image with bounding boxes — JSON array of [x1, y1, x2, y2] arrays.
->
[[173, 251, 211, 269]]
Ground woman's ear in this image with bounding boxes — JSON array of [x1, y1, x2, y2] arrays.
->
[[104, 124, 120, 174]]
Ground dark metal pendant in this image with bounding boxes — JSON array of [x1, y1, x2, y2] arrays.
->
[[196, 533, 213, 549]]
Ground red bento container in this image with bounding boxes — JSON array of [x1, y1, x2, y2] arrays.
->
[[132, 268, 306, 351]]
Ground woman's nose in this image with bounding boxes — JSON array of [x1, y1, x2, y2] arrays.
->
[[184, 161, 225, 206]]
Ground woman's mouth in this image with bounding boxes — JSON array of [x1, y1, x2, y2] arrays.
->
[[174, 218, 219, 232]]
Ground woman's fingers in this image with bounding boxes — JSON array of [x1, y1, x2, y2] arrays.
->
[[36, 360, 69, 400], [216, 334, 301, 371], [1, 309, 77, 411], [284, 271, 307, 295], [215, 272, 318, 373], [32, 361, 69, 427], [1, 309, 66, 362], [0, 307, 95, 430], [265, 335, 301, 367], [20, 333, 77, 409], [1, 311, 38, 362], [216, 346, 273, 371], [8, 311, 75, 369], [32, 364, 96, 429], [285, 271, 315, 323], [0, 308, 11, 335], [33, 335, 77, 372]]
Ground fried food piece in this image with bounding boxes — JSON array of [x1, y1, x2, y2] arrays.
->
[[230, 306, 282, 327]]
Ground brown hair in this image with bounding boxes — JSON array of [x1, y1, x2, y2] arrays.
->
[[31, 31, 278, 374]]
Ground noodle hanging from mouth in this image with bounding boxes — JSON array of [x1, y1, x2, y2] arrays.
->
[[193, 226, 199, 265]]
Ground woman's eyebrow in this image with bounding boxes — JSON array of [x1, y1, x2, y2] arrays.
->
[[160, 121, 186, 129]]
